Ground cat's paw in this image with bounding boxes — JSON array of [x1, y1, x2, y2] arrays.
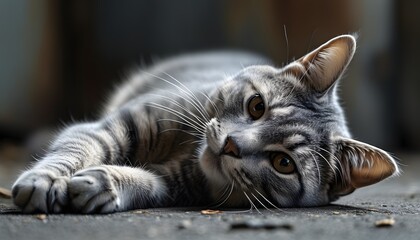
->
[[12, 170, 69, 213], [68, 167, 121, 213]]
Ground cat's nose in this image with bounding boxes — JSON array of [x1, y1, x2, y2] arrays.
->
[[222, 136, 241, 158]]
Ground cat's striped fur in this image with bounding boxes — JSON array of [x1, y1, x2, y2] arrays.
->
[[12, 35, 399, 213]]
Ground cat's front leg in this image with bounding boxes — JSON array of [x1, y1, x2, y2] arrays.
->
[[12, 109, 144, 213], [12, 121, 116, 213], [68, 165, 167, 213]]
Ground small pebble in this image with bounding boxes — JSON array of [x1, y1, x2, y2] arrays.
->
[[201, 209, 223, 215], [375, 218, 395, 227], [35, 214, 48, 222], [132, 210, 149, 214]]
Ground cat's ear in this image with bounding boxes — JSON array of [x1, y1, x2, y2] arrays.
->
[[284, 34, 356, 93], [330, 137, 400, 196]]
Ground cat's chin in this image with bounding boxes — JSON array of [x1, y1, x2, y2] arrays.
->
[[198, 147, 229, 187]]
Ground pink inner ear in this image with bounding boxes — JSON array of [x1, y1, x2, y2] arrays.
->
[[336, 137, 399, 190], [283, 35, 356, 93], [349, 151, 397, 188]]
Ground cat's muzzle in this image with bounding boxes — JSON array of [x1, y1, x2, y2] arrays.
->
[[221, 136, 241, 158]]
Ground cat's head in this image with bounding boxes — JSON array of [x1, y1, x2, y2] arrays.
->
[[199, 35, 400, 207]]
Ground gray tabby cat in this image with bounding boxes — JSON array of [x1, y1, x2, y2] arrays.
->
[[12, 35, 399, 213]]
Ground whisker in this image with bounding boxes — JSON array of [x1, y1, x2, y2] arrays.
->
[[142, 71, 210, 122], [161, 71, 211, 121], [318, 147, 346, 186], [250, 192, 273, 212], [243, 191, 261, 214], [308, 149, 342, 185], [253, 189, 286, 213], [150, 93, 208, 128], [199, 91, 220, 117], [210, 181, 235, 208], [147, 103, 206, 132], [190, 139, 206, 145], [178, 139, 205, 146], [318, 147, 344, 175], [283, 25, 289, 64], [157, 118, 205, 134], [159, 128, 203, 139], [283, 46, 320, 102], [306, 29, 318, 53], [307, 151, 322, 186], [211, 182, 233, 206]]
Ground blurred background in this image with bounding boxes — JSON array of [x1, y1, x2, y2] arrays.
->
[[0, 0, 419, 178]]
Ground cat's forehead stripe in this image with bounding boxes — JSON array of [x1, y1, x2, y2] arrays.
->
[[263, 133, 308, 152], [263, 144, 288, 152], [271, 106, 294, 117], [293, 146, 312, 155], [284, 134, 306, 146], [277, 124, 317, 136]]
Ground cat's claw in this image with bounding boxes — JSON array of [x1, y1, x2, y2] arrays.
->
[[68, 167, 121, 213], [12, 170, 69, 213]]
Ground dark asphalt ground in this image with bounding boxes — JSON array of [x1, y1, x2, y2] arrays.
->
[[0, 153, 419, 240]]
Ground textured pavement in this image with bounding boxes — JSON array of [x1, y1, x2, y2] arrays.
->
[[0, 153, 419, 240]]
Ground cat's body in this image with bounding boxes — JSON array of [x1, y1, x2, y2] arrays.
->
[[12, 35, 399, 213]]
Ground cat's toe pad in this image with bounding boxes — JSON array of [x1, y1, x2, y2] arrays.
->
[[12, 170, 69, 213], [68, 167, 120, 213]]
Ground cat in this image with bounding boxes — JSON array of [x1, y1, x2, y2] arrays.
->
[[11, 35, 399, 213]]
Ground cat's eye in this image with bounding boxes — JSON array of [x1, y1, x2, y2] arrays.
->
[[271, 153, 296, 174], [247, 94, 265, 120]]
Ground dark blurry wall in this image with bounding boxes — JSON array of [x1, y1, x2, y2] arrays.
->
[[0, 0, 419, 152]]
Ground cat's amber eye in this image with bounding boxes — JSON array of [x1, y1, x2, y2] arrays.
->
[[247, 94, 265, 120], [272, 153, 296, 174]]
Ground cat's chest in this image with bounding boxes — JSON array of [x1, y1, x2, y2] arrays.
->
[[124, 70, 224, 166], [133, 120, 202, 165]]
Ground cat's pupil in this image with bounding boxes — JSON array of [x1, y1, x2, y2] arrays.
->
[[254, 102, 264, 111], [280, 158, 291, 166]]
